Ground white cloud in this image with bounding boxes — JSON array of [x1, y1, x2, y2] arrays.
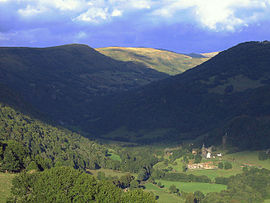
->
[[127, 0, 152, 9], [152, 0, 270, 31], [111, 9, 122, 17], [46, 0, 84, 11], [2, 0, 270, 31], [18, 4, 46, 17], [74, 7, 109, 23]]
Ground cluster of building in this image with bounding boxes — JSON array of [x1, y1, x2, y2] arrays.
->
[[192, 144, 222, 159], [187, 162, 217, 170], [187, 144, 223, 170]]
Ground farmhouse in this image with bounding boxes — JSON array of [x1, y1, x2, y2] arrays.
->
[[192, 149, 197, 155]]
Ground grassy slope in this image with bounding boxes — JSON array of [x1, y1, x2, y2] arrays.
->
[[0, 173, 15, 203], [96, 47, 211, 75], [153, 150, 270, 180], [187, 151, 270, 180], [155, 180, 226, 194], [144, 183, 185, 203]]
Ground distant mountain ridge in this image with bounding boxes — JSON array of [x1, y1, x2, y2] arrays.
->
[[96, 47, 213, 75]]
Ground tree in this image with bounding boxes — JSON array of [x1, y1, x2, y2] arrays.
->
[[157, 182, 164, 188], [194, 154, 202, 164], [258, 151, 268, 160], [1, 150, 21, 172], [185, 193, 195, 203], [242, 166, 248, 172], [130, 180, 139, 189], [1, 141, 29, 172], [183, 156, 189, 164], [224, 162, 232, 170], [194, 191, 205, 202], [169, 184, 179, 193], [120, 174, 135, 188], [182, 165, 188, 172], [8, 167, 156, 202], [218, 162, 224, 169], [137, 168, 148, 181]]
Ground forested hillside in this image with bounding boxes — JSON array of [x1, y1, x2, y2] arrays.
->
[[0, 44, 167, 126], [0, 102, 113, 172]]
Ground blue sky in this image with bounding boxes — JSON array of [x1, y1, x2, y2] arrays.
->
[[0, 0, 270, 53]]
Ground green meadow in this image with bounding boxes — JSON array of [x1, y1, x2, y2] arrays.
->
[[155, 180, 227, 194], [155, 150, 270, 180], [144, 183, 185, 203], [107, 149, 122, 162], [0, 173, 15, 203], [189, 151, 270, 180]]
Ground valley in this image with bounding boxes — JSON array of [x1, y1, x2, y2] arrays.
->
[[1, 41, 270, 202]]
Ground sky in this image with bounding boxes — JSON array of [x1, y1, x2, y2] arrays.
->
[[0, 0, 270, 53]]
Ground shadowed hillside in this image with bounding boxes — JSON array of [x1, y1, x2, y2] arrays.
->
[[0, 44, 167, 125], [96, 47, 213, 75], [86, 41, 270, 148]]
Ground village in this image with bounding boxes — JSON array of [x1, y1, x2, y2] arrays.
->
[[187, 144, 223, 170]]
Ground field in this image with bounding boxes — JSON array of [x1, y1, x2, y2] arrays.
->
[[144, 183, 185, 203], [189, 151, 270, 180], [155, 180, 226, 194], [144, 180, 226, 203], [0, 173, 15, 203], [155, 150, 270, 180]]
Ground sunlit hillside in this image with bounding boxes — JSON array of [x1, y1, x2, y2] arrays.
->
[[96, 47, 214, 75]]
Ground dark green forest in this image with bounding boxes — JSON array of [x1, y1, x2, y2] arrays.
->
[[7, 167, 156, 203], [203, 168, 270, 203]]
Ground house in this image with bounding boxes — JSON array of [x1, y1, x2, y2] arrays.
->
[[217, 153, 222, 157], [206, 152, 211, 159], [192, 149, 197, 155]]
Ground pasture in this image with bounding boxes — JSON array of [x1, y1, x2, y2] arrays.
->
[[144, 183, 185, 203], [155, 180, 227, 194], [0, 173, 15, 203]]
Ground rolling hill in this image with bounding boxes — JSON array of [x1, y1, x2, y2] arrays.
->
[[96, 47, 215, 75], [0, 44, 167, 125], [1, 41, 270, 149], [86, 41, 270, 148]]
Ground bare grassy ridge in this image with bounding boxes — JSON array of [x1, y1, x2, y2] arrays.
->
[[96, 47, 212, 75]]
